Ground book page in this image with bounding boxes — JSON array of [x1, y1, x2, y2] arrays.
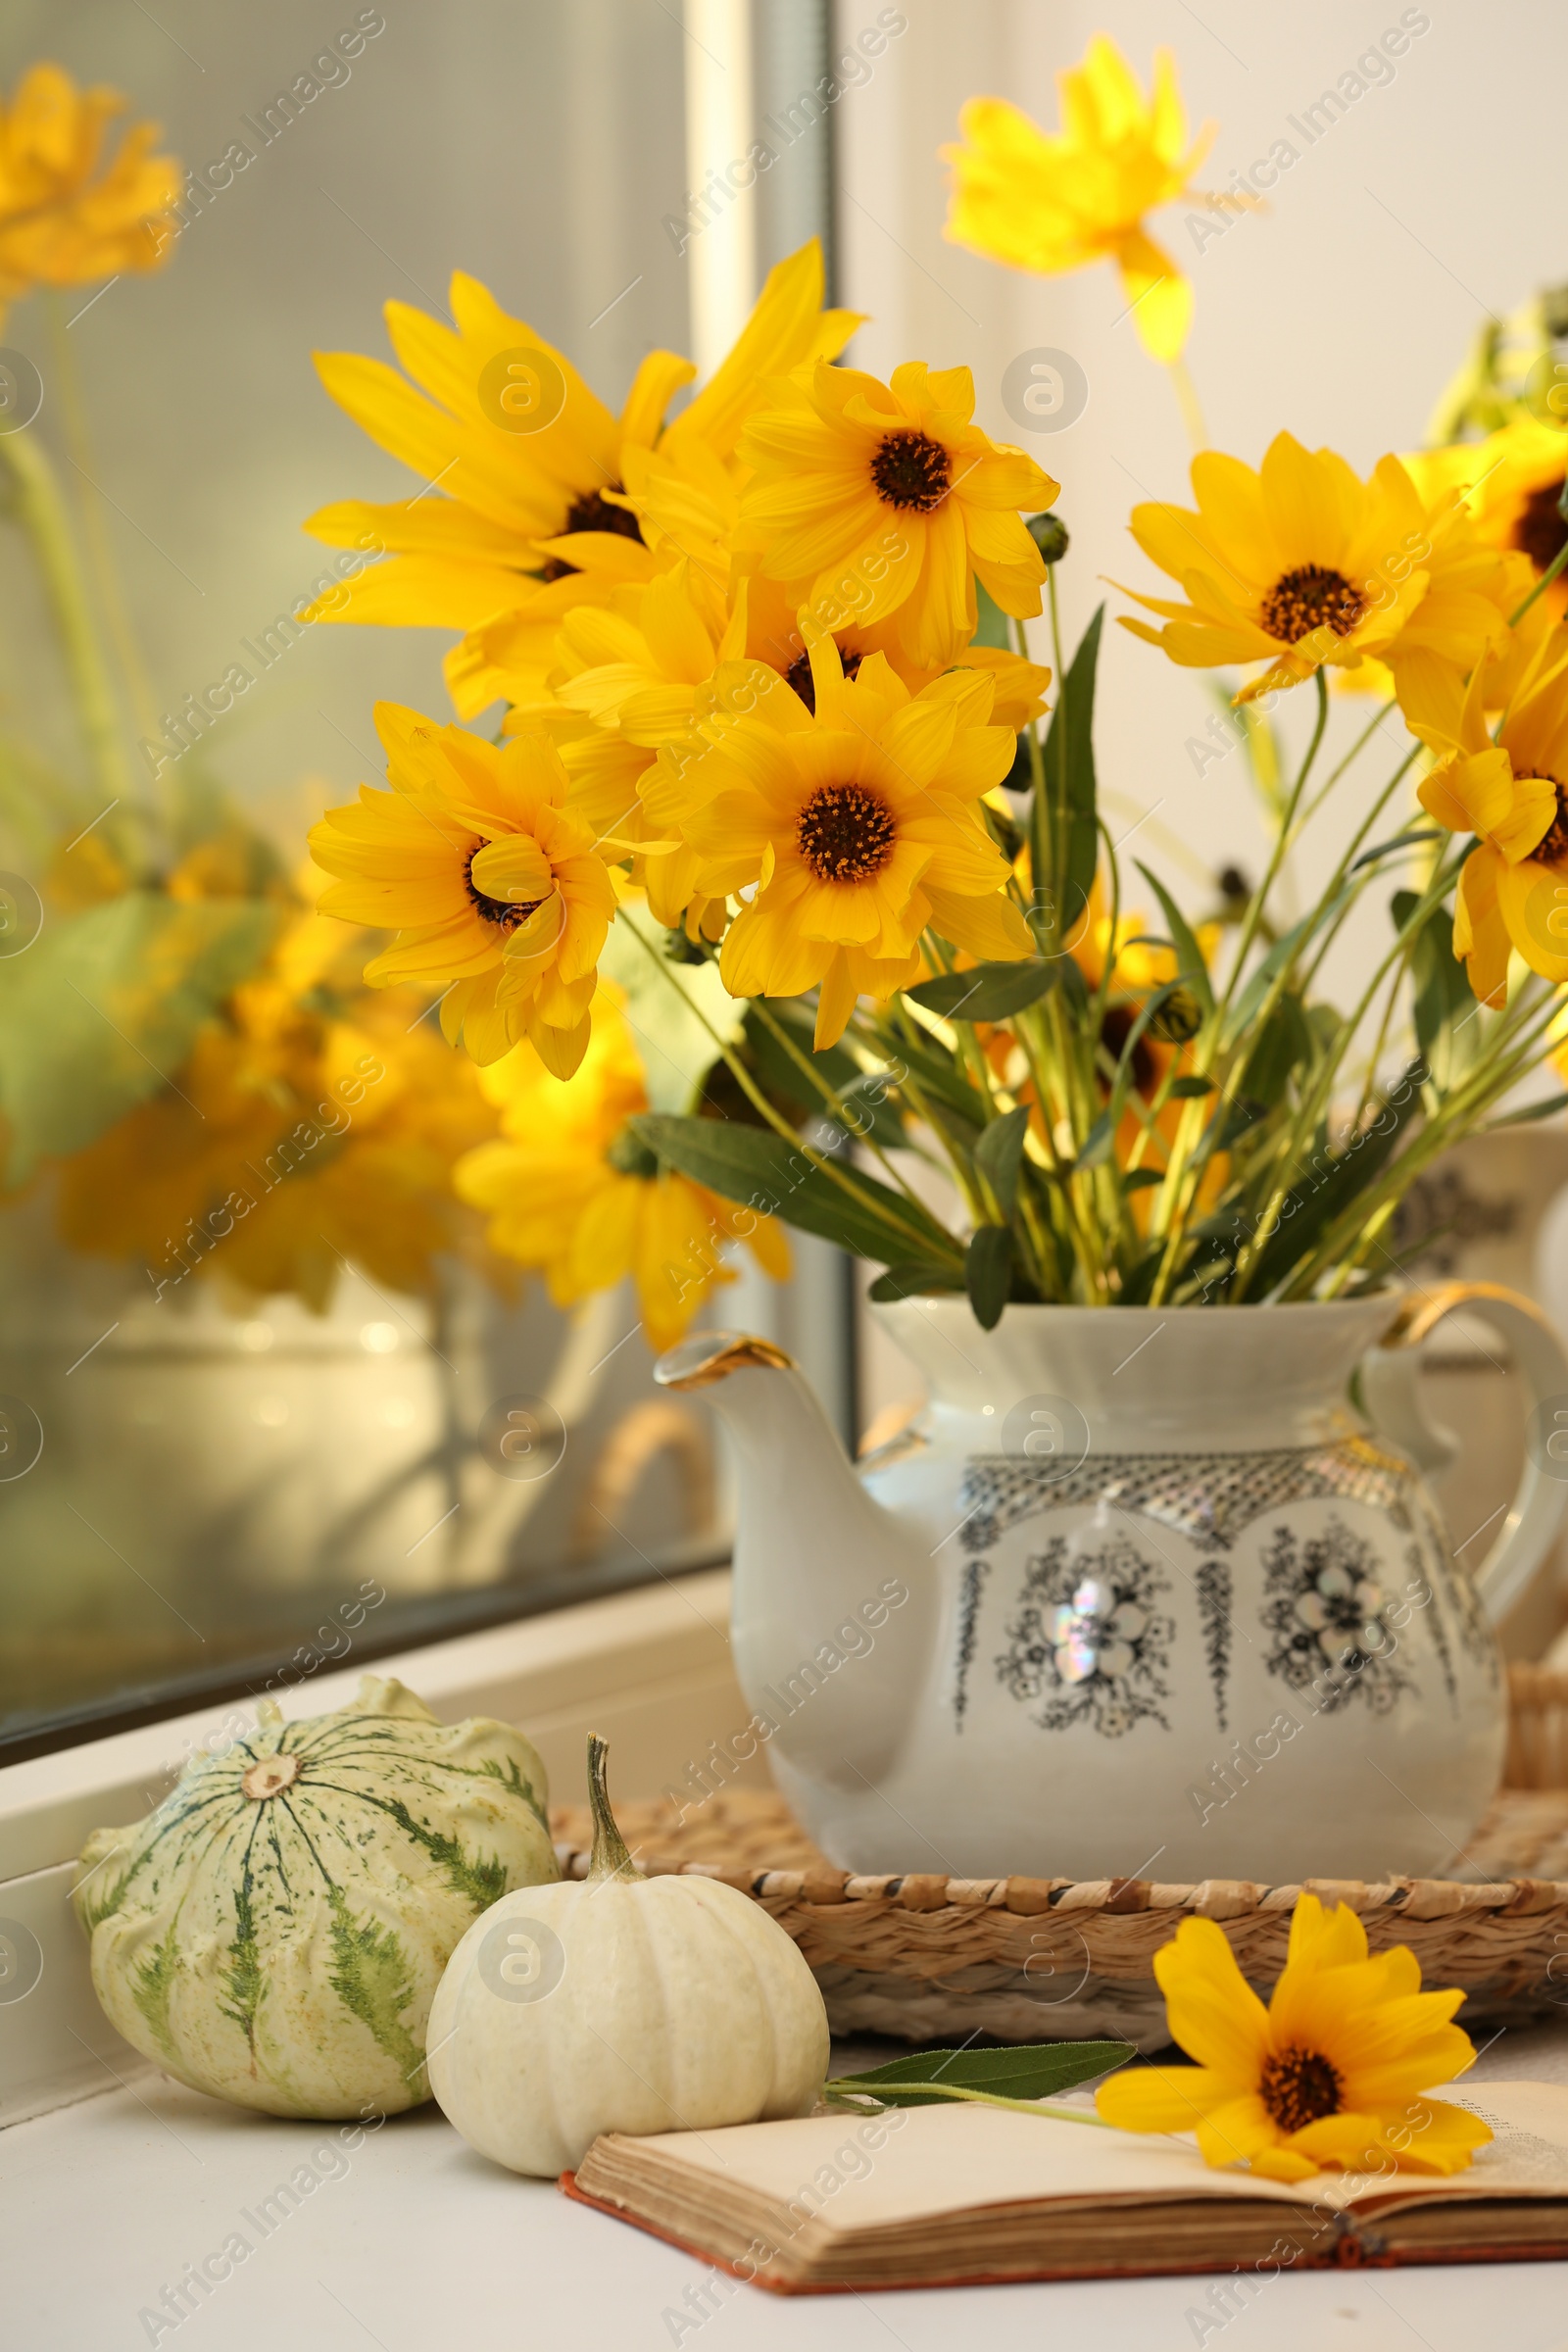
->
[[1350, 2082, 1568, 2214], [603, 2106, 1318, 2230], [596, 2082, 1568, 2236]]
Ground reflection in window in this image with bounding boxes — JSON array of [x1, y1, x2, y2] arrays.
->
[[0, 0, 849, 1755]]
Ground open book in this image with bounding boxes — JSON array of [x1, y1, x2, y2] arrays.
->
[[564, 2083, 1568, 2291]]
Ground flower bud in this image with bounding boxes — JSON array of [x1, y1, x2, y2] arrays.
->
[[1027, 512, 1069, 565]]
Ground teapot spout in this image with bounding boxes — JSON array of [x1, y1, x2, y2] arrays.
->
[[655, 1333, 932, 1788]]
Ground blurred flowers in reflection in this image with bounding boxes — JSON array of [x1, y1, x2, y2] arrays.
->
[[55, 866, 502, 1312]]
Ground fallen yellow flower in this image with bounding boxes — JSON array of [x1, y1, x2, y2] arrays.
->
[[1097, 1892, 1491, 2181]]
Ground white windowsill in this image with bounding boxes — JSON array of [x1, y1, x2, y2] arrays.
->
[[6, 2034, 1568, 2347]]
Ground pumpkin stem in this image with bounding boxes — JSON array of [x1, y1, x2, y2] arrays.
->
[[585, 1733, 638, 1883]]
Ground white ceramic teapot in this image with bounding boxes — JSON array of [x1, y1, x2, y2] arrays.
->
[[656, 1285, 1568, 1885]]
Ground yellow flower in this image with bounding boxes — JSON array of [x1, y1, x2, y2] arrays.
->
[[0, 63, 179, 321], [1400, 635, 1568, 1002], [303, 240, 858, 715], [307, 703, 618, 1074], [736, 361, 1056, 670], [1122, 433, 1509, 703], [652, 640, 1033, 1048], [1405, 417, 1568, 612], [527, 563, 1051, 948], [457, 994, 789, 1351], [56, 912, 499, 1313], [1097, 1894, 1490, 2182], [941, 39, 1214, 363]]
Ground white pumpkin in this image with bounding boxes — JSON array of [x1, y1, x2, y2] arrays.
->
[[73, 1676, 559, 2119], [427, 1735, 829, 2175]]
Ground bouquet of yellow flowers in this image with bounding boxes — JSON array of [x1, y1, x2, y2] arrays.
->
[[301, 37, 1568, 1332]]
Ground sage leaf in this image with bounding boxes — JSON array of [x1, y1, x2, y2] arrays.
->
[[824, 2039, 1132, 2116]]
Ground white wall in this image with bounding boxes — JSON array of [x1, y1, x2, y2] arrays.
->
[[838, 0, 1568, 1425], [836, 0, 1568, 986]]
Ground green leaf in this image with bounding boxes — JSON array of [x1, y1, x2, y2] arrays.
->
[[1133, 859, 1215, 1018], [629, 1112, 959, 1269], [1210, 1095, 1269, 1151], [972, 1103, 1031, 1217], [742, 1002, 906, 1151], [867, 1260, 966, 1300], [972, 576, 1012, 651], [824, 2040, 1131, 2112], [1219, 893, 1351, 1049], [1167, 1074, 1216, 1099], [1245, 1058, 1426, 1297], [965, 1224, 1012, 1328], [0, 891, 278, 1183], [1055, 952, 1091, 1021], [868, 1013, 982, 1128], [906, 960, 1056, 1022], [1353, 827, 1442, 873], [1241, 990, 1313, 1111], [1489, 1091, 1568, 1129], [1399, 894, 1480, 1093], [1034, 606, 1104, 953], [1074, 1106, 1115, 1172], [1121, 1166, 1163, 1191]]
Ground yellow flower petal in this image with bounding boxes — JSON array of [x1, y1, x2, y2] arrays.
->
[[1152, 1916, 1272, 2082], [1194, 2094, 1282, 2170], [1096, 2065, 1228, 2134]]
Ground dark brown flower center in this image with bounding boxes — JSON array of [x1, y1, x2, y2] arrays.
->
[[1101, 1003, 1157, 1096], [870, 430, 951, 513], [540, 484, 645, 580], [797, 783, 897, 883], [1524, 773, 1568, 865], [466, 849, 547, 931], [1259, 564, 1366, 645], [1259, 2043, 1343, 2133], [785, 646, 863, 714], [1512, 478, 1568, 577]]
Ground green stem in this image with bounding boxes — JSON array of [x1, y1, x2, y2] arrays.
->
[[1145, 675, 1331, 1303], [618, 911, 954, 1264], [747, 995, 930, 1219], [0, 423, 134, 814], [822, 2082, 1112, 2128], [43, 294, 165, 749], [586, 1734, 638, 1883], [1230, 851, 1473, 1299], [1291, 698, 1398, 836], [1285, 988, 1560, 1298], [1213, 668, 1329, 1035], [1507, 530, 1568, 628]]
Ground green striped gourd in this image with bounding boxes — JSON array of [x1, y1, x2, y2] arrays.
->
[[72, 1676, 559, 2119]]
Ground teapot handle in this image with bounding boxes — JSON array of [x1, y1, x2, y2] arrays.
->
[[1357, 1280, 1568, 1627]]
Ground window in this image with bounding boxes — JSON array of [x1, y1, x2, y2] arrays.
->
[[0, 0, 852, 1759]]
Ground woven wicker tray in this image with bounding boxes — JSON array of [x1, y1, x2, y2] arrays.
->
[[550, 1669, 1568, 2050]]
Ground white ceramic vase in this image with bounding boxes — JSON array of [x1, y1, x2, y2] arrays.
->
[[657, 1287, 1568, 1885]]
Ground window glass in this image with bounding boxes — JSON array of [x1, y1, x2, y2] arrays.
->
[[0, 0, 848, 1757]]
